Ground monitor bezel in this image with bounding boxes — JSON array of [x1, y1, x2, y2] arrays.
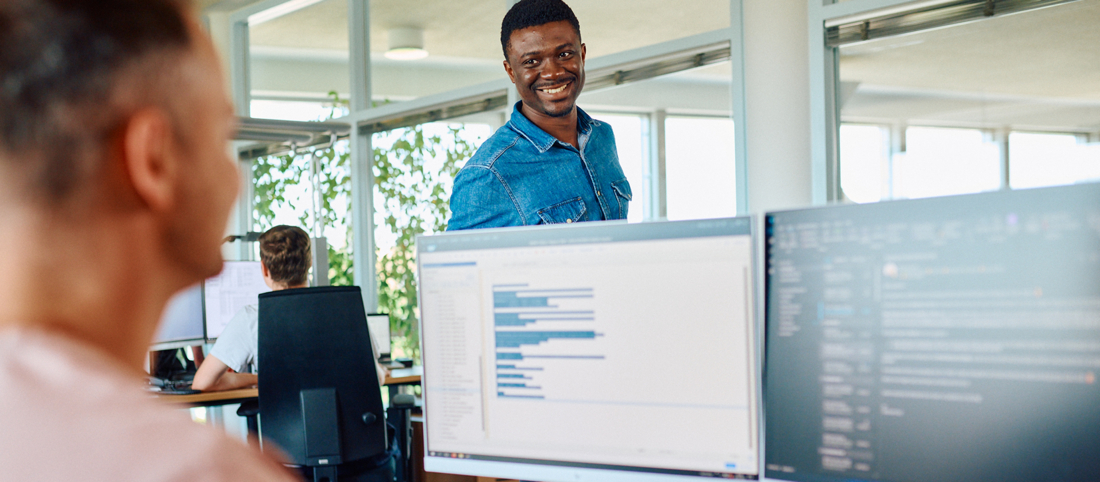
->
[[149, 282, 207, 352], [416, 217, 761, 482]]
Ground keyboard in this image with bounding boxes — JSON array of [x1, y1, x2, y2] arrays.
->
[[158, 386, 201, 395], [147, 378, 201, 395]]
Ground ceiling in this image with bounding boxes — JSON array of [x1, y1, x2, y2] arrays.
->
[[839, 0, 1100, 131], [244, 0, 730, 61], [202, 0, 1100, 132]]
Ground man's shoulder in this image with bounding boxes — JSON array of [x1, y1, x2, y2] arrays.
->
[[0, 329, 295, 481], [462, 124, 526, 170], [587, 116, 616, 141]]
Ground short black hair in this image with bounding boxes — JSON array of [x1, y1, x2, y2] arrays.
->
[[501, 0, 581, 60], [0, 0, 191, 204]]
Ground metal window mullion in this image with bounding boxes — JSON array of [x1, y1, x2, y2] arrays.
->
[[889, 122, 906, 200], [730, 0, 749, 215], [996, 127, 1011, 190], [228, 16, 253, 261], [230, 20, 250, 117], [646, 110, 668, 220], [348, 0, 378, 311], [826, 0, 1081, 47]]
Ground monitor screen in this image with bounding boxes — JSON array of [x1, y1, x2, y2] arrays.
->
[[204, 261, 270, 340], [764, 183, 1100, 482], [417, 219, 759, 482], [151, 284, 205, 349], [367, 313, 391, 359]]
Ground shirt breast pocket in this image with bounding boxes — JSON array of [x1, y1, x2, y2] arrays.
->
[[611, 179, 632, 220], [537, 197, 587, 224]]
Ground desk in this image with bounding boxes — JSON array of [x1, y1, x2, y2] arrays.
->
[[156, 366, 422, 407], [158, 387, 258, 407], [386, 366, 423, 400]]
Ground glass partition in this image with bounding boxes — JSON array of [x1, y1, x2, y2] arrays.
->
[[248, 0, 351, 116], [836, 0, 1100, 201]]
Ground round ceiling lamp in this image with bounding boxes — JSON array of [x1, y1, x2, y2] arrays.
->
[[385, 27, 428, 61]]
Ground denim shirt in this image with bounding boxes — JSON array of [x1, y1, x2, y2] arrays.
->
[[447, 103, 631, 231]]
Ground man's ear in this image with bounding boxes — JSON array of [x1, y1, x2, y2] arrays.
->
[[580, 43, 586, 61], [121, 108, 177, 213], [260, 262, 270, 278], [503, 58, 516, 84]]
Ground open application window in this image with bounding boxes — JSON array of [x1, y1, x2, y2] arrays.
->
[[203, 261, 270, 341], [417, 219, 759, 482]]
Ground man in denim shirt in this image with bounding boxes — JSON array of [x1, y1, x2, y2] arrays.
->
[[447, 0, 631, 230]]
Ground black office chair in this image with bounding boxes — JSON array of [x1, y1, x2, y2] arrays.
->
[[257, 286, 402, 482]]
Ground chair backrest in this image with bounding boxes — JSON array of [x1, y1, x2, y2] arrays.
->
[[258, 286, 386, 468]]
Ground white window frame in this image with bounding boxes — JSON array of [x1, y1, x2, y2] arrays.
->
[[220, 0, 750, 310]]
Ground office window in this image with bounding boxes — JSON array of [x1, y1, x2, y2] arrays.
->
[[592, 113, 645, 223], [371, 121, 490, 358], [251, 139, 353, 285], [893, 126, 1000, 199], [839, 124, 889, 203], [835, 0, 1100, 201], [665, 115, 737, 220], [1010, 132, 1100, 189]]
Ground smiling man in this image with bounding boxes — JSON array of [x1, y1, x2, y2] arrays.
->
[[447, 0, 631, 230]]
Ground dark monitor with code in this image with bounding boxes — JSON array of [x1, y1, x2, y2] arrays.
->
[[418, 218, 760, 482], [764, 183, 1100, 482]]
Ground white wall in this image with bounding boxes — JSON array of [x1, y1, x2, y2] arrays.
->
[[742, 0, 813, 214]]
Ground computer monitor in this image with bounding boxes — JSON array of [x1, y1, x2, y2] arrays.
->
[[417, 218, 760, 482], [763, 183, 1100, 482], [151, 284, 205, 350], [366, 313, 391, 361], [204, 261, 270, 340]]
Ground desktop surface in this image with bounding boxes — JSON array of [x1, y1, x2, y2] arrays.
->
[[764, 183, 1100, 482], [417, 219, 759, 482]]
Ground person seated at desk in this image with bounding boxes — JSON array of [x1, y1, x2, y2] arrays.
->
[[193, 225, 309, 391], [193, 225, 389, 392]]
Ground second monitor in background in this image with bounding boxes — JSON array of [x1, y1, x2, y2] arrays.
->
[[151, 284, 205, 351], [366, 313, 392, 363], [204, 261, 270, 340]]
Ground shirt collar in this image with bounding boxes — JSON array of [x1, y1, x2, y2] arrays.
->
[[507, 101, 594, 154]]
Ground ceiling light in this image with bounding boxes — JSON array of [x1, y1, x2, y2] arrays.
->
[[385, 28, 428, 61]]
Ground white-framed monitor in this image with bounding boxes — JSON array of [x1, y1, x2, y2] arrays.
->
[[151, 284, 205, 351], [367, 313, 391, 361], [203, 261, 270, 341], [417, 218, 760, 481]]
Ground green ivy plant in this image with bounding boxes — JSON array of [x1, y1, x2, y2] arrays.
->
[[375, 126, 479, 359], [251, 95, 479, 359]]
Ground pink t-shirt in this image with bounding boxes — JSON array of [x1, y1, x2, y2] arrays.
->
[[0, 327, 301, 481]]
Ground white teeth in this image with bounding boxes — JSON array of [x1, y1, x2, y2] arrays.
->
[[541, 84, 567, 94]]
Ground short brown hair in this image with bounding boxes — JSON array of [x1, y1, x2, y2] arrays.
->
[[0, 0, 191, 204], [259, 225, 311, 286]]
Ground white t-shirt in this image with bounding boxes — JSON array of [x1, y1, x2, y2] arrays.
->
[[208, 304, 387, 384], [0, 327, 299, 482], [209, 304, 258, 373]]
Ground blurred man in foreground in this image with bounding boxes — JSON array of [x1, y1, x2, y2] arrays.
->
[[0, 0, 299, 479]]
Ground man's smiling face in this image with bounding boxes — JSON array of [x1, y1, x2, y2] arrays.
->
[[504, 20, 586, 119]]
